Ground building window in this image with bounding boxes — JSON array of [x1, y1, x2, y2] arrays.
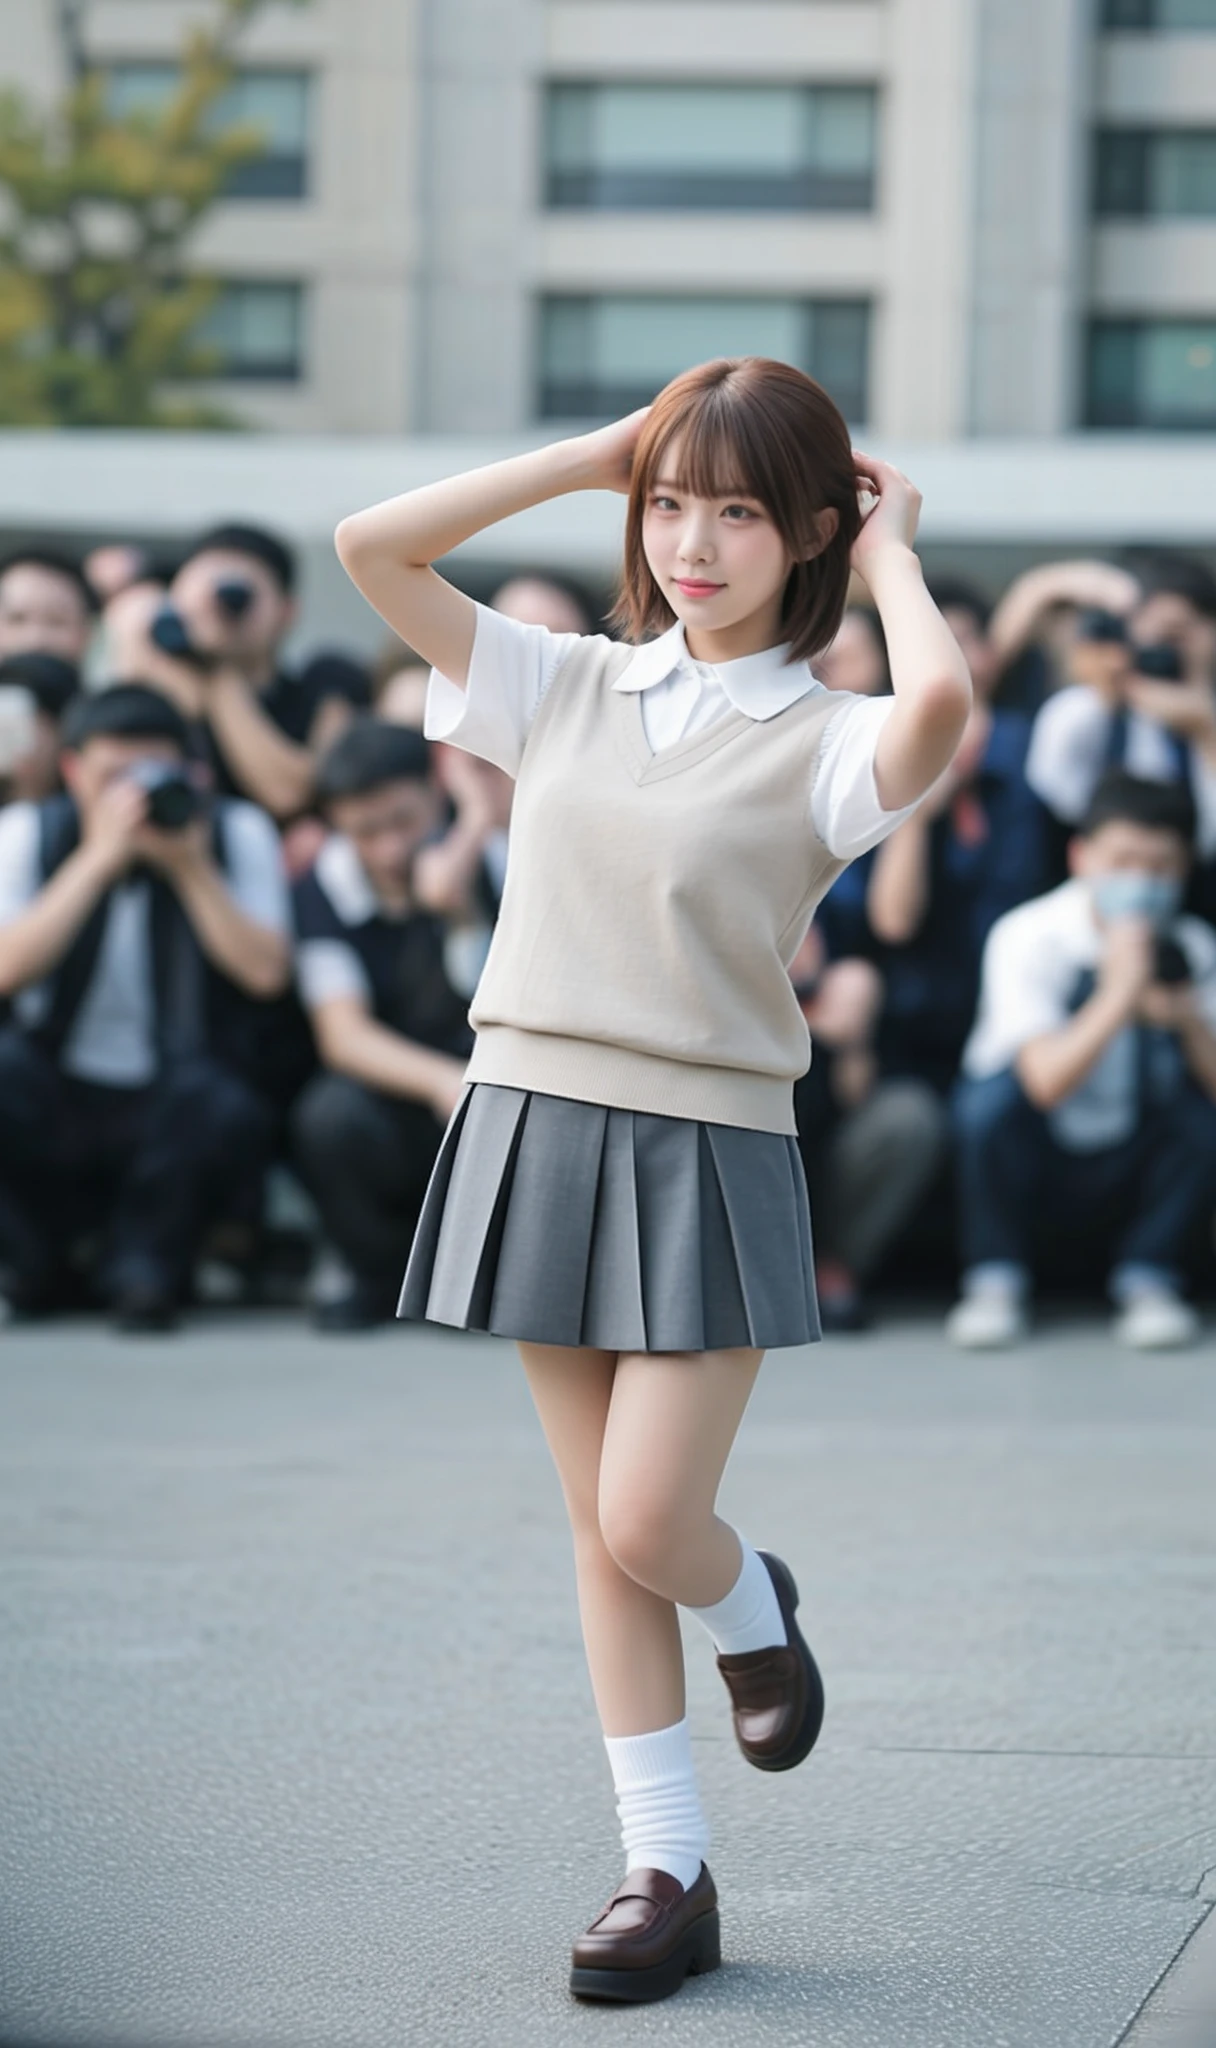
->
[[1102, 0, 1216, 26], [538, 295, 869, 421], [545, 83, 877, 212], [1087, 319, 1216, 426], [1096, 129, 1216, 213], [105, 65, 311, 199], [194, 282, 305, 381]]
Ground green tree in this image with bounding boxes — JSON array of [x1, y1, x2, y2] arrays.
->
[[0, 0, 304, 427]]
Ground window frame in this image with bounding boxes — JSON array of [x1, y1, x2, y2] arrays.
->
[[102, 61, 313, 202], [535, 291, 871, 423], [192, 279, 307, 384], [542, 78, 879, 215], [1086, 316, 1216, 428]]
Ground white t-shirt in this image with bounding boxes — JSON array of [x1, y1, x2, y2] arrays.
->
[[425, 607, 923, 864], [963, 876, 1216, 1150], [1025, 684, 1216, 856], [0, 798, 290, 1086]]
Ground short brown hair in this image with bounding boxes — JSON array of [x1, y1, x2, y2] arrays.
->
[[613, 357, 862, 665]]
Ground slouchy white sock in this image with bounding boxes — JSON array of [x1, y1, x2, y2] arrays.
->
[[687, 1536, 787, 1656], [602, 1718, 707, 1892]]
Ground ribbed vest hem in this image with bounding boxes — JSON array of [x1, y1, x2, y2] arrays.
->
[[465, 1024, 799, 1136]]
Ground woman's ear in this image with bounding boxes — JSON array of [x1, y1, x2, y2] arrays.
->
[[802, 508, 840, 562]]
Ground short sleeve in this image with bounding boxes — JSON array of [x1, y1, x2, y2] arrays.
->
[[1024, 686, 1112, 825], [423, 602, 583, 778], [220, 801, 290, 932], [1191, 752, 1216, 860], [0, 802, 41, 926], [810, 695, 924, 861], [297, 937, 372, 1012], [1178, 916, 1216, 1031], [963, 906, 1076, 1077]]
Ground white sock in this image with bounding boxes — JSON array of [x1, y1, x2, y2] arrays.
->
[[602, 1718, 708, 1893], [687, 1537, 787, 1656]]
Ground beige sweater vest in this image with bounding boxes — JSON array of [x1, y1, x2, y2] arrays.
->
[[466, 635, 860, 1135]]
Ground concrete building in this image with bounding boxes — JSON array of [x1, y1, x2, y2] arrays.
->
[[6, 0, 1216, 641]]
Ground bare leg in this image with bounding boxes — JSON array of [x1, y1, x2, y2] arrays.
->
[[597, 1349, 765, 1608], [518, 1341, 686, 1736]]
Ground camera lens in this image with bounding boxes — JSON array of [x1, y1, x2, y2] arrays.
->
[[215, 578, 254, 620]]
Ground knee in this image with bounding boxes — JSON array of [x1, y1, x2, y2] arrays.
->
[[874, 1080, 947, 1159], [953, 1069, 1032, 1147], [597, 1477, 689, 1591], [0, 1031, 57, 1141], [292, 1072, 374, 1165]]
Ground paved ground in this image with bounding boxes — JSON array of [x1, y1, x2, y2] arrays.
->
[[1, 1313, 1215, 2048]]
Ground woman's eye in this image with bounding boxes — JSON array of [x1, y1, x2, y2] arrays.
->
[[723, 504, 756, 521], [652, 495, 678, 512]]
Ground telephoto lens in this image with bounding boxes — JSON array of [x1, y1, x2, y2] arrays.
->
[[126, 759, 202, 831]]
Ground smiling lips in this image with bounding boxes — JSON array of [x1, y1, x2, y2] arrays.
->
[[675, 578, 724, 599]]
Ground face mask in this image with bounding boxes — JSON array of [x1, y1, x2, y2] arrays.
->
[[1090, 871, 1182, 929]]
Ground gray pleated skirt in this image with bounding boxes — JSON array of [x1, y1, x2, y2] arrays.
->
[[398, 1082, 821, 1353]]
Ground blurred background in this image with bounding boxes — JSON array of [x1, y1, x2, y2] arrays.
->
[[3, 0, 1216, 1344], [6, 0, 1216, 638]]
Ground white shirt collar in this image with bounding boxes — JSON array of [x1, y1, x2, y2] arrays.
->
[[315, 831, 380, 927], [612, 622, 821, 723]]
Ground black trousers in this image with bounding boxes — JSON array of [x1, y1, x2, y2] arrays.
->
[[0, 1029, 273, 1304], [291, 1072, 445, 1287]]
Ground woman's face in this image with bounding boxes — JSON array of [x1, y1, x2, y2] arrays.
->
[[640, 442, 795, 655]]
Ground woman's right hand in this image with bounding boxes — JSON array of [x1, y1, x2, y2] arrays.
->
[[572, 408, 651, 495]]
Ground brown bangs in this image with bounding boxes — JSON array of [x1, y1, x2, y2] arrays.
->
[[613, 356, 862, 666]]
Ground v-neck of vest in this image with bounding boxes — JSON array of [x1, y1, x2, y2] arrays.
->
[[615, 685, 756, 784]]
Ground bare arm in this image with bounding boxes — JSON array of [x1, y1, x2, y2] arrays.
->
[[334, 414, 647, 687], [0, 781, 143, 997], [866, 809, 934, 945], [206, 668, 316, 821], [310, 993, 466, 1113], [987, 559, 1140, 669], [1015, 921, 1150, 1110], [848, 455, 972, 812]]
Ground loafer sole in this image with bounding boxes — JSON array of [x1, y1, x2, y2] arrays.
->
[[745, 1551, 825, 1773], [570, 1907, 721, 2003]]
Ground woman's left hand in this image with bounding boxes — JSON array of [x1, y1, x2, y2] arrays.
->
[[850, 451, 922, 574]]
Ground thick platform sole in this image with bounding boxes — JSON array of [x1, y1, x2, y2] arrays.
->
[[569, 1908, 721, 2004], [748, 1552, 826, 1773]]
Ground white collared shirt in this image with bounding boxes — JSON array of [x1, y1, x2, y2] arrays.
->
[[425, 604, 921, 863], [963, 876, 1216, 1150], [0, 797, 289, 1085], [1026, 684, 1216, 855]]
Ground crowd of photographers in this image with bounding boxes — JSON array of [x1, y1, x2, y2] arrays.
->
[[1, 527, 1215, 1349]]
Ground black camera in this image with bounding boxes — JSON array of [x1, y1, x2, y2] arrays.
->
[[1076, 607, 1128, 645], [150, 602, 206, 666], [1154, 934, 1191, 987], [1133, 641, 1185, 684], [214, 577, 254, 619], [126, 759, 202, 831]]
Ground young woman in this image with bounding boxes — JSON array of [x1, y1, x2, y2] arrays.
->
[[335, 358, 971, 2005]]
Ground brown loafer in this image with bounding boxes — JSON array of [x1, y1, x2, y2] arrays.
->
[[569, 1863, 720, 2003], [716, 1550, 825, 1772]]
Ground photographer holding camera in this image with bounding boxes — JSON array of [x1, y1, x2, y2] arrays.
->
[[1025, 557, 1216, 885], [948, 772, 1216, 1351], [0, 685, 290, 1330], [121, 523, 370, 826]]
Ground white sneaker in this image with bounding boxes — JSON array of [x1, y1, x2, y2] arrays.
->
[[946, 1290, 1029, 1349], [1112, 1291, 1199, 1350]]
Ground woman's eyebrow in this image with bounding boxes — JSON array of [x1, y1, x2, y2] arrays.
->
[[651, 476, 757, 499]]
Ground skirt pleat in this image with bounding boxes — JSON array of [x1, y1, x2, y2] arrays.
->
[[488, 1092, 608, 1345], [580, 1111, 647, 1351], [399, 1081, 820, 1353]]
